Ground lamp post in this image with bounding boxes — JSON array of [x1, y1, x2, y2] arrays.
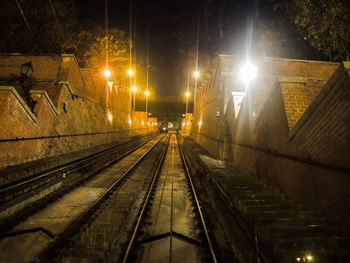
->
[[132, 86, 137, 126], [128, 69, 133, 120], [145, 90, 149, 115], [185, 91, 190, 115], [193, 71, 199, 115]]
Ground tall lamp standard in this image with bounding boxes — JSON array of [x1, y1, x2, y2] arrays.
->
[[128, 69, 133, 116], [185, 91, 190, 115], [145, 90, 149, 115], [193, 71, 199, 114], [132, 86, 137, 126]]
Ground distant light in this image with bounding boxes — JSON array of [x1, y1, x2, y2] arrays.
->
[[108, 81, 114, 89], [141, 121, 144, 125], [296, 258, 301, 262], [306, 255, 313, 261], [104, 69, 111, 77], [132, 86, 137, 92], [182, 114, 185, 117], [108, 113, 113, 121], [187, 122, 190, 126], [194, 71, 199, 78], [239, 60, 257, 86], [186, 92, 190, 97], [155, 122, 157, 125], [151, 122, 154, 125], [128, 69, 133, 76], [147, 122, 150, 125], [128, 119, 132, 124], [182, 122, 185, 126], [145, 90, 149, 96], [198, 121, 202, 126], [163, 127, 166, 130], [148, 113, 152, 116]]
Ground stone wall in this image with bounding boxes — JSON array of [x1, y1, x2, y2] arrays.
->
[[191, 55, 350, 230], [0, 54, 156, 171]]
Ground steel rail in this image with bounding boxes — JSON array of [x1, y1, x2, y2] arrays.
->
[[121, 135, 170, 263], [0, 133, 157, 204], [38, 134, 165, 262], [177, 137, 218, 263]]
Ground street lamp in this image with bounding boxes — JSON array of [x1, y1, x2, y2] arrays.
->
[[185, 91, 190, 115], [145, 90, 149, 114], [132, 86, 137, 124], [239, 60, 257, 86], [104, 69, 111, 78]]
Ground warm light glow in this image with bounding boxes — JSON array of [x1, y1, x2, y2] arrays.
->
[[187, 122, 190, 125], [128, 69, 133, 76], [194, 71, 199, 78], [141, 121, 144, 125], [155, 122, 157, 125], [104, 69, 111, 77], [186, 92, 190, 97], [182, 122, 185, 126], [147, 122, 150, 125], [108, 113, 113, 121], [108, 81, 114, 89], [198, 121, 202, 126], [296, 258, 301, 262], [163, 128, 166, 130], [132, 86, 137, 92], [128, 119, 132, 124], [145, 90, 149, 96], [151, 122, 154, 125], [306, 255, 313, 261], [239, 60, 257, 85]]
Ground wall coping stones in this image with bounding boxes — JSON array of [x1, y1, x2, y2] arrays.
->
[[218, 54, 340, 65], [288, 63, 349, 141], [278, 76, 307, 84], [29, 90, 59, 117], [0, 86, 37, 123]]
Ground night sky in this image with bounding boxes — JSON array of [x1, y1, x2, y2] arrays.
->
[[76, 0, 310, 96]]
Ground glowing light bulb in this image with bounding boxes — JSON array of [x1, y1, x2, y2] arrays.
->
[[194, 71, 199, 78], [186, 92, 190, 97], [108, 113, 113, 121], [104, 69, 111, 77], [132, 86, 137, 92], [239, 60, 257, 86], [145, 90, 149, 96], [128, 69, 133, 76]]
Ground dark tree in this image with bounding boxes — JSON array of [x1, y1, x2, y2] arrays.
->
[[272, 0, 350, 61]]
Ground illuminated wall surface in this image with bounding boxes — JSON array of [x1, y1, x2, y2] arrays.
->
[[191, 55, 350, 230], [0, 54, 157, 179]]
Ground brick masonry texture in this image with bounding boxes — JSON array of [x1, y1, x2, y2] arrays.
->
[[190, 55, 350, 231], [0, 54, 157, 173]]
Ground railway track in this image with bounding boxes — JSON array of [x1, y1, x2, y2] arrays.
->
[[119, 134, 218, 263], [36, 134, 169, 262], [0, 133, 158, 231], [0, 134, 164, 262]]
